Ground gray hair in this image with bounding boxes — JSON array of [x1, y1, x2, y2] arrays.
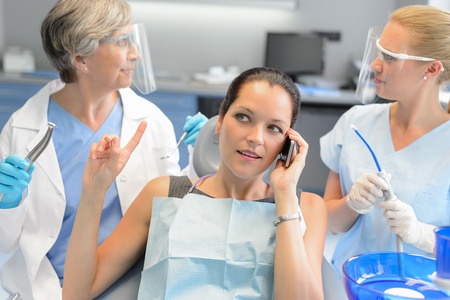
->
[[41, 0, 131, 83]]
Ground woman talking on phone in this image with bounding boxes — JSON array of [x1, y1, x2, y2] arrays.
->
[[63, 67, 327, 300]]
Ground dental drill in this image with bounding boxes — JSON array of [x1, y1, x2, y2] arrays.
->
[[24, 122, 56, 170], [0, 122, 56, 203]]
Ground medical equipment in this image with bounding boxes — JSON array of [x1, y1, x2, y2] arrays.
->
[[25, 122, 56, 170], [343, 252, 449, 299], [101, 23, 156, 94], [0, 122, 56, 205], [376, 39, 435, 62], [160, 131, 187, 160], [355, 26, 441, 105], [351, 124, 403, 252], [129, 23, 156, 94], [355, 27, 383, 104]]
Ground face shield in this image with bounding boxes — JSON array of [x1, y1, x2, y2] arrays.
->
[[129, 23, 157, 94], [355, 27, 383, 104], [356, 27, 438, 104], [100, 23, 157, 94]]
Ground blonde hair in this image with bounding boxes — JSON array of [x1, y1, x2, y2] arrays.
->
[[41, 0, 131, 83], [390, 5, 450, 84]]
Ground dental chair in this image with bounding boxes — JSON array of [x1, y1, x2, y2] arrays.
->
[[192, 115, 347, 300]]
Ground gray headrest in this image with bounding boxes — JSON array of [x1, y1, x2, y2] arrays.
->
[[192, 115, 220, 177]]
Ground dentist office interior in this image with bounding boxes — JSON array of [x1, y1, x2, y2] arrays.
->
[[0, 0, 449, 299]]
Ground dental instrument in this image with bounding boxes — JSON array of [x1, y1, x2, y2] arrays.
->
[[351, 124, 403, 252], [25, 122, 56, 171], [0, 122, 56, 204], [160, 131, 187, 160]]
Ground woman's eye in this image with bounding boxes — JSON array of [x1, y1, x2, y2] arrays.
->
[[236, 113, 249, 122], [268, 124, 282, 134], [385, 54, 396, 61], [379, 51, 396, 62], [116, 38, 129, 47]]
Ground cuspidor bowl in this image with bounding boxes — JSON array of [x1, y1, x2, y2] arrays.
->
[[342, 252, 450, 299]]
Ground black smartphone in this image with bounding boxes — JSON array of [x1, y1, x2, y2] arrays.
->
[[280, 138, 297, 167]]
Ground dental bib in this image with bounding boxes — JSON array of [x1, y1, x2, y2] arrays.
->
[[137, 194, 305, 299]]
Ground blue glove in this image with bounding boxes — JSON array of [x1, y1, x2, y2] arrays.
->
[[183, 112, 208, 146], [0, 154, 35, 209]]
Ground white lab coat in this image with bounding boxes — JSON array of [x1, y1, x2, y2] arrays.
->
[[0, 79, 191, 299]]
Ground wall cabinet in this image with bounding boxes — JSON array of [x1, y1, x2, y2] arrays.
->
[[0, 80, 45, 129]]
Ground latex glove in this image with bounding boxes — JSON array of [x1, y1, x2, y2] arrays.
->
[[378, 200, 436, 253], [183, 112, 208, 146], [346, 172, 389, 214], [0, 154, 35, 209]]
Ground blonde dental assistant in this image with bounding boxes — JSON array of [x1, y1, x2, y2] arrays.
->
[[0, 0, 206, 299], [320, 5, 450, 277]]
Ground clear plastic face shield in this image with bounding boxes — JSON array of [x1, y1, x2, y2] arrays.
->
[[355, 27, 383, 104], [130, 23, 156, 94], [356, 26, 437, 104], [100, 23, 157, 94]]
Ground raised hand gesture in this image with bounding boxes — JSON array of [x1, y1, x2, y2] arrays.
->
[[82, 121, 147, 192]]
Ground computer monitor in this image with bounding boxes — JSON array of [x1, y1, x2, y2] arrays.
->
[[264, 32, 324, 81]]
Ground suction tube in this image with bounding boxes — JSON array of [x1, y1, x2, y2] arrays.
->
[[351, 124, 403, 252]]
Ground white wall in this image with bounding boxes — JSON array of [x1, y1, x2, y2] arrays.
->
[[429, 0, 450, 9], [1, 0, 443, 82], [129, 0, 395, 81], [2, 0, 56, 71], [1, 0, 399, 82]]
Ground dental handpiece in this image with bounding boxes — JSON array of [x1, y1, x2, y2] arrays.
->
[[0, 122, 56, 204], [24, 122, 56, 171]]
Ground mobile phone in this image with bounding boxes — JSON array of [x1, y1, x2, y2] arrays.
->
[[280, 138, 297, 167]]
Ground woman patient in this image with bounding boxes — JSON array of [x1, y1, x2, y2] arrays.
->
[[63, 67, 327, 300]]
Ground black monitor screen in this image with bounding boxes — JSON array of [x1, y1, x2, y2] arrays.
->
[[265, 32, 324, 79]]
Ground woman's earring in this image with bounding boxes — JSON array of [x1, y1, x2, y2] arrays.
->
[[84, 67, 88, 72], [212, 132, 219, 145], [423, 75, 428, 80]]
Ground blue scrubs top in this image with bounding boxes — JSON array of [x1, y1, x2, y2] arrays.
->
[[320, 103, 450, 277], [47, 98, 123, 284]]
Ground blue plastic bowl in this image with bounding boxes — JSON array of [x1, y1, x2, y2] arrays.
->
[[342, 252, 450, 299]]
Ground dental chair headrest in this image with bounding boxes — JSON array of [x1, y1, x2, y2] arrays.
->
[[193, 115, 220, 177]]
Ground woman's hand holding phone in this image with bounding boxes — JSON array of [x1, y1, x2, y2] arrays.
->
[[270, 129, 308, 211], [270, 129, 308, 192]]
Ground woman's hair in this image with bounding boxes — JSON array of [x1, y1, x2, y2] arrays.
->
[[390, 5, 450, 84], [219, 67, 301, 127], [41, 0, 131, 83]]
